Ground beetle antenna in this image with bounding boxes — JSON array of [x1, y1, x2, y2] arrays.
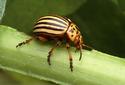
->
[[82, 44, 93, 51]]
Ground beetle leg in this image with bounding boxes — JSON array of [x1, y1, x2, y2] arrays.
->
[[79, 45, 82, 61], [47, 41, 61, 65], [66, 43, 73, 72], [16, 37, 34, 48]]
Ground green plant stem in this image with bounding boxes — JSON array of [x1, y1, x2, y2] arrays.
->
[[6, 71, 57, 85], [0, 25, 125, 85]]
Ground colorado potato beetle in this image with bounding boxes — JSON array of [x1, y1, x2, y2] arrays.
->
[[16, 15, 92, 71]]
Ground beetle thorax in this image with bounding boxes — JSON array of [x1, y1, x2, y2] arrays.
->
[[66, 23, 83, 48]]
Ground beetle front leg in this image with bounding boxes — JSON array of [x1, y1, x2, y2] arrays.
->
[[16, 37, 34, 48], [47, 41, 61, 65], [66, 43, 73, 72]]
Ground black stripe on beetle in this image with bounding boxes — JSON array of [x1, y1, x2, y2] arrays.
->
[[35, 22, 67, 28], [38, 17, 68, 26], [34, 26, 64, 31]]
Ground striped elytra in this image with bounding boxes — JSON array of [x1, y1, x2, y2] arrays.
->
[[16, 15, 92, 72], [33, 15, 69, 39]]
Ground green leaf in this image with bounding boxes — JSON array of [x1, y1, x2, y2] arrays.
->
[[1, 0, 86, 33], [0, 25, 125, 85], [117, 0, 125, 14], [111, 0, 119, 5], [0, 0, 6, 22]]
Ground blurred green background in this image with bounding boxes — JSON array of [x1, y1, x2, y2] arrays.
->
[[0, 0, 125, 85]]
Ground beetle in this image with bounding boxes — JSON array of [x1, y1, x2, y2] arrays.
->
[[16, 15, 92, 71]]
